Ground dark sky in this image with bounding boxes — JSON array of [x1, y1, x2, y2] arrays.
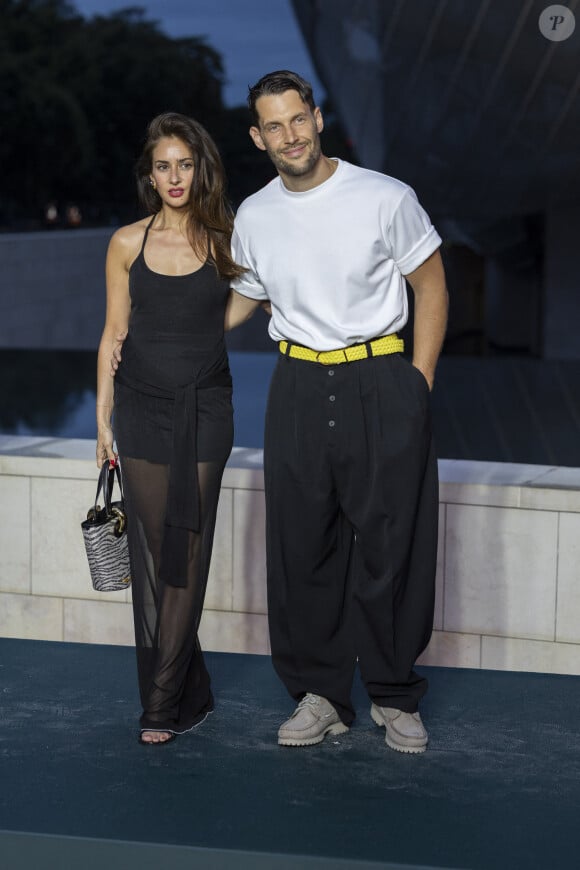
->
[[72, 0, 325, 107]]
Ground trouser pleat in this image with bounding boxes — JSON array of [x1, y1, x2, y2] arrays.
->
[[264, 353, 438, 723]]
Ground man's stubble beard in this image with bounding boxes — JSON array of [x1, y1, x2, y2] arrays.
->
[[267, 137, 322, 178]]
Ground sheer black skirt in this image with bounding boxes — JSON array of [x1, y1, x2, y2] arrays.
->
[[114, 382, 233, 732]]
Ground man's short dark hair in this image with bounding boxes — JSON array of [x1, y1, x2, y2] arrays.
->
[[248, 70, 316, 125]]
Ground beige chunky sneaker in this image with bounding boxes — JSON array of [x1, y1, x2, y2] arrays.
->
[[278, 693, 350, 746], [371, 703, 428, 754]]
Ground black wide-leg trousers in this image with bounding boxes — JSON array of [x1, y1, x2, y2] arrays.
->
[[264, 351, 438, 726]]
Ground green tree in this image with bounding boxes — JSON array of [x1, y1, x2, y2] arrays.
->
[[0, 1, 354, 226], [0, 1, 227, 224], [0, 1, 91, 219], [72, 8, 226, 214]]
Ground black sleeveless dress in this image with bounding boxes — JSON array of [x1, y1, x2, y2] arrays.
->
[[114, 217, 234, 734]]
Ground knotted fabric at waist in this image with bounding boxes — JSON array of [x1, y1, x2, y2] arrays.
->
[[116, 343, 230, 588], [279, 334, 404, 364]]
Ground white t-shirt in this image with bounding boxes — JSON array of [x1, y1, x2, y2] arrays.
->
[[231, 159, 441, 350]]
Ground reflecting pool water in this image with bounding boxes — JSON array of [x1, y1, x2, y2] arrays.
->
[[2, 350, 580, 465], [0, 350, 277, 449]]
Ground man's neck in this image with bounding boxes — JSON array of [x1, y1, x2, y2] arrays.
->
[[280, 155, 338, 193]]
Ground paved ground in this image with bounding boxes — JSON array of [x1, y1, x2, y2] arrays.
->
[[1, 638, 580, 869]]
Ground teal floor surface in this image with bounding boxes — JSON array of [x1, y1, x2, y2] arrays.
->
[[1, 638, 579, 869]]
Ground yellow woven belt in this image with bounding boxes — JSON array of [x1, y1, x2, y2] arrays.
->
[[279, 334, 404, 365]]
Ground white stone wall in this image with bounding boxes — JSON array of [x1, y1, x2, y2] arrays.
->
[[422, 461, 580, 673], [1, 435, 580, 676], [0, 229, 111, 350]]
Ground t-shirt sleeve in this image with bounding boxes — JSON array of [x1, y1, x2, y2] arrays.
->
[[388, 188, 442, 276], [230, 224, 269, 301]]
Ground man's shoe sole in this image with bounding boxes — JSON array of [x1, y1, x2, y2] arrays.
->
[[370, 704, 427, 754], [278, 721, 349, 747]]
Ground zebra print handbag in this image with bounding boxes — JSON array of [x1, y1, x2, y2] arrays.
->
[[81, 460, 131, 592]]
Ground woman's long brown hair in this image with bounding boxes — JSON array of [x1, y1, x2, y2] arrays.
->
[[135, 112, 245, 280]]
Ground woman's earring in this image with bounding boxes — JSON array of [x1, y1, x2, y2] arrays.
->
[[150, 178, 156, 190]]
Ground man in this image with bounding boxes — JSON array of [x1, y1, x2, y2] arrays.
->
[[229, 70, 448, 753]]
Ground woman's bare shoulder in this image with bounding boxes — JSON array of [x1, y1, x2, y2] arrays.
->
[[111, 217, 153, 247], [107, 217, 154, 265]]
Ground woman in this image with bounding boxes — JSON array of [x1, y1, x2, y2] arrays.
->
[[96, 112, 250, 745]]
